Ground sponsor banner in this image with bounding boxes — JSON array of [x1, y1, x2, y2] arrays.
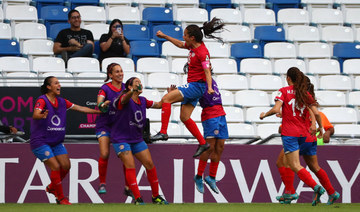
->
[[0, 143, 359, 203]]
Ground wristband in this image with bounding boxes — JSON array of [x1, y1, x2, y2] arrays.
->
[[98, 102, 108, 113]]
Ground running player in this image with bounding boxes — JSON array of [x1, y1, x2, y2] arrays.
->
[[151, 18, 226, 158], [194, 79, 228, 194], [111, 77, 168, 205], [260, 67, 326, 206], [30, 76, 102, 205]]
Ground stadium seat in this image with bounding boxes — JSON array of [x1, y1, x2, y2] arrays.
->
[[227, 123, 256, 137], [75, 6, 106, 24], [246, 107, 281, 123], [223, 106, 245, 122], [76, 72, 107, 87], [254, 26, 286, 49], [49, 23, 70, 40], [32, 57, 66, 73], [129, 40, 160, 64], [287, 25, 320, 43], [137, 0, 167, 11], [334, 124, 360, 136], [0, 7, 4, 22], [335, 0, 360, 9], [231, 43, 263, 70], [256, 123, 281, 139], [175, 8, 208, 27], [219, 89, 234, 106], [321, 107, 358, 124], [122, 24, 150, 42], [162, 41, 188, 58], [240, 58, 272, 74], [311, 8, 344, 26], [277, 9, 310, 27], [243, 8, 276, 29], [146, 73, 180, 89], [0, 40, 20, 56], [273, 59, 306, 74], [150, 122, 182, 137], [108, 6, 141, 24], [99, 0, 132, 7], [233, 0, 266, 10], [35, 1, 65, 15], [204, 42, 230, 58], [123, 72, 145, 83], [141, 89, 162, 102], [298, 42, 331, 59], [319, 75, 352, 90], [67, 58, 100, 73], [5, 5, 38, 23], [354, 76, 360, 90], [172, 105, 202, 122], [41, 72, 75, 87], [321, 26, 354, 43], [308, 59, 340, 75], [137, 57, 169, 73], [210, 8, 242, 25], [220, 25, 252, 43], [266, 0, 300, 15], [264, 42, 297, 59], [142, 7, 173, 29], [249, 75, 283, 91], [216, 74, 248, 90], [40, 5, 69, 32], [170, 58, 187, 73], [210, 58, 237, 74], [22, 39, 54, 57], [343, 59, 360, 75], [344, 8, 360, 28], [84, 23, 109, 41], [315, 90, 346, 106], [5, 72, 39, 87], [348, 91, 360, 106], [68, 0, 99, 9], [14, 23, 47, 41], [0, 23, 12, 39], [301, 0, 335, 15], [333, 43, 360, 68], [0, 57, 30, 73], [235, 90, 270, 107], [167, 0, 199, 9], [152, 24, 183, 43], [101, 57, 135, 73], [199, 0, 232, 14], [356, 28, 360, 42]]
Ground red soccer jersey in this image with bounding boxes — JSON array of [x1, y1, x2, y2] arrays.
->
[[185, 42, 209, 83], [275, 85, 315, 137]]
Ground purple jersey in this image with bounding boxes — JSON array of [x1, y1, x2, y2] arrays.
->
[[199, 79, 226, 122], [95, 83, 125, 133], [30, 95, 67, 150], [111, 96, 147, 144]]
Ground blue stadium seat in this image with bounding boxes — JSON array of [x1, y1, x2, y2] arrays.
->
[[68, 0, 99, 9], [94, 40, 100, 59], [254, 26, 286, 50], [123, 24, 150, 41], [333, 43, 360, 72], [41, 5, 70, 36], [231, 43, 263, 71], [152, 24, 183, 52], [266, 0, 300, 18], [142, 7, 173, 32], [0, 40, 20, 57], [199, 0, 232, 14], [129, 41, 160, 64], [35, 0, 65, 16], [49, 23, 70, 40]]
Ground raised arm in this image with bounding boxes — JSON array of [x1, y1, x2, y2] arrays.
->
[[156, 30, 185, 48], [70, 104, 102, 114]]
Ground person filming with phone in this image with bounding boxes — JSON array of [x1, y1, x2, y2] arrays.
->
[[99, 19, 130, 64]]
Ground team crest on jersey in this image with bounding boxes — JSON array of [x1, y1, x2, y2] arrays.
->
[[214, 130, 219, 135], [191, 53, 195, 57], [45, 151, 50, 157], [120, 145, 124, 150], [101, 131, 106, 135]]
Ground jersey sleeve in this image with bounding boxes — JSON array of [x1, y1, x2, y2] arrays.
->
[[274, 88, 285, 102], [145, 98, 154, 108], [64, 99, 74, 109], [114, 95, 125, 110], [34, 99, 46, 111], [197, 51, 210, 70], [320, 112, 333, 131], [98, 89, 106, 98]]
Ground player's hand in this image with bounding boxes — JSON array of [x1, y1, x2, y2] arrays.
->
[[156, 30, 166, 39], [207, 87, 215, 94], [309, 125, 316, 135], [317, 127, 324, 139], [9, 127, 18, 134], [259, 112, 265, 120], [42, 110, 49, 119], [167, 85, 177, 93]]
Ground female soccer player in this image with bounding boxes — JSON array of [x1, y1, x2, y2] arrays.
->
[[194, 79, 228, 194], [259, 67, 326, 206], [30, 76, 102, 205], [276, 78, 339, 205], [151, 18, 225, 158], [111, 77, 168, 205], [96, 63, 126, 194]]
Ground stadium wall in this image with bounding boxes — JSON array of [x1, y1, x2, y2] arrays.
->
[[0, 144, 359, 203]]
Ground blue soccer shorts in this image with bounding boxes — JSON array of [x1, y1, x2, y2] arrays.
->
[[299, 140, 317, 156], [96, 130, 110, 139], [32, 143, 68, 162], [282, 136, 306, 154], [202, 115, 229, 139], [178, 82, 206, 107], [112, 141, 148, 156]]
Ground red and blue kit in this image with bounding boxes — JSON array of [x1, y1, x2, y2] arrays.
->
[[185, 42, 210, 83]]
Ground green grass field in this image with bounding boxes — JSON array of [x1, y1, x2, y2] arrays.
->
[[0, 203, 359, 212]]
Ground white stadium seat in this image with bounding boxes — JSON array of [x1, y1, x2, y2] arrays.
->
[[75, 6, 106, 24], [273, 59, 306, 74], [308, 59, 340, 75], [298, 42, 331, 59], [211, 58, 238, 74], [67, 58, 100, 73], [14, 23, 47, 41], [315, 90, 346, 106], [343, 59, 360, 75], [219, 89, 234, 106], [235, 90, 270, 107], [108, 6, 141, 24], [102, 57, 135, 73], [210, 8, 242, 25], [146, 73, 180, 89], [216, 74, 248, 90], [321, 107, 358, 124], [84, 23, 109, 40], [32, 57, 65, 73], [256, 123, 281, 139], [227, 123, 256, 137], [264, 42, 297, 59], [240, 58, 272, 74], [319, 75, 352, 90], [0, 57, 30, 73], [246, 107, 281, 123], [249, 75, 283, 90], [223, 106, 244, 122], [137, 57, 169, 73]]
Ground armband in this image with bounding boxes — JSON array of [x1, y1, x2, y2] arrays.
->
[[201, 60, 210, 69], [98, 102, 109, 113]]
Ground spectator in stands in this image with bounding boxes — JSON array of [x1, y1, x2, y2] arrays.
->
[[0, 120, 18, 134], [30, 76, 102, 205], [98, 19, 130, 64], [53, 9, 94, 62]]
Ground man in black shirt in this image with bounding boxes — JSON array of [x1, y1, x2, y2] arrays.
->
[[53, 9, 94, 61]]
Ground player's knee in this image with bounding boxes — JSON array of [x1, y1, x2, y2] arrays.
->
[[100, 152, 110, 159], [143, 160, 154, 170]]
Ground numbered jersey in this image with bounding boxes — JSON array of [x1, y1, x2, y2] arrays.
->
[[275, 85, 315, 137]]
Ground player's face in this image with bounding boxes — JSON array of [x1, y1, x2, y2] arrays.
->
[[110, 65, 124, 83], [183, 29, 193, 47], [132, 78, 143, 94], [47, 77, 61, 96], [68, 11, 81, 28]]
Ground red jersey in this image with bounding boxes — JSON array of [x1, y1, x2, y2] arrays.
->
[[185, 42, 209, 83], [275, 85, 315, 137], [305, 111, 333, 142], [34, 98, 73, 111]]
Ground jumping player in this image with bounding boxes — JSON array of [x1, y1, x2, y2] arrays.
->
[[260, 67, 326, 206], [30, 76, 102, 205], [151, 18, 226, 158]]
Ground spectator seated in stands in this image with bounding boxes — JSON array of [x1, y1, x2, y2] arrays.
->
[[53, 9, 94, 62], [98, 19, 130, 64], [0, 121, 18, 135]]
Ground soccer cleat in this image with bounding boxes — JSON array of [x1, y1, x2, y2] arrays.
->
[[193, 143, 210, 158], [98, 183, 106, 194], [56, 197, 71, 205], [124, 187, 134, 199], [152, 195, 169, 205], [204, 176, 219, 194], [46, 184, 56, 197], [312, 185, 325, 206], [150, 132, 169, 141], [276, 193, 299, 204], [194, 175, 204, 193], [134, 197, 145, 205], [327, 191, 340, 205]]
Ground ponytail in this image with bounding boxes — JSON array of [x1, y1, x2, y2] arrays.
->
[[40, 76, 55, 94], [287, 67, 309, 107], [186, 17, 225, 43]]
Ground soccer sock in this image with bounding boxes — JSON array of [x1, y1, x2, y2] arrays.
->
[[160, 103, 171, 134], [209, 161, 219, 178], [98, 157, 108, 184], [123, 164, 129, 187], [197, 160, 207, 177], [278, 167, 296, 194], [60, 168, 69, 181], [125, 168, 141, 199], [146, 167, 159, 197], [315, 168, 335, 195], [297, 168, 317, 189], [183, 118, 206, 145], [50, 170, 64, 200]]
